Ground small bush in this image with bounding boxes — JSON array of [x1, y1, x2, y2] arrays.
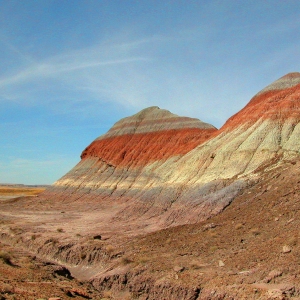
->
[[121, 257, 133, 265], [138, 256, 149, 264], [80, 252, 87, 260], [57, 228, 64, 233], [105, 245, 115, 254], [208, 231, 218, 238], [0, 251, 12, 265], [210, 245, 218, 253], [50, 238, 58, 244], [102, 290, 112, 298], [287, 236, 298, 246], [190, 263, 201, 270], [165, 237, 172, 244]]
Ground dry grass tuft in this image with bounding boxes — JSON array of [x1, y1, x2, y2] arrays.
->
[[121, 256, 133, 265]]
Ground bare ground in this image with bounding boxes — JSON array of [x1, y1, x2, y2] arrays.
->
[[0, 160, 300, 299]]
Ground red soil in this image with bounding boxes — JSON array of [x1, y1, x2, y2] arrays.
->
[[81, 128, 217, 167], [220, 83, 300, 133]]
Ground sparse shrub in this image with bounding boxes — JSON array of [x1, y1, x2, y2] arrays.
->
[[57, 228, 64, 233], [121, 256, 133, 265], [31, 234, 36, 240], [190, 263, 201, 270], [102, 290, 112, 299], [80, 252, 87, 260], [9, 226, 23, 234], [0, 250, 12, 265], [49, 237, 58, 244], [210, 245, 218, 253], [208, 231, 218, 238], [105, 245, 115, 254], [138, 256, 149, 264], [76, 233, 82, 237], [165, 237, 172, 244], [287, 236, 298, 246]]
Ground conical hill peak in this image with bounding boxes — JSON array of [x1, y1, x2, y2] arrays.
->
[[257, 72, 300, 95]]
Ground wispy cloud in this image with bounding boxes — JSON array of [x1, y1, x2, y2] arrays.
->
[[0, 37, 152, 87]]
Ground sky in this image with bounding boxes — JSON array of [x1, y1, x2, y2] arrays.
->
[[1, 0, 300, 185]]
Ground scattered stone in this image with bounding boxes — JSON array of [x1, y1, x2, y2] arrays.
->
[[253, 283, 295, 296], [68, 288, 91, 298], [282, 245, 291, 253], [275, 217, 279, 221], [238, 270, 251, 275], [266, 284, 295, 299], [263, 270, 283, 283], [173, 265, 184, 272], [267, 289, 284, 299], [203, 223, 218, 230], [218, 260, 225, 267]]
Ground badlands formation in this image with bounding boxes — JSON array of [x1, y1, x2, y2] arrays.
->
[[1, 72, 300, 299], [44, 72, 300, 227]]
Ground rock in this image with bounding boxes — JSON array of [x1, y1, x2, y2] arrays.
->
[[267, 289, 284, 299], [68, 288, 90, 298], [266, 284, 295, 299], [282, 245, 292, 253], [218, 260, 225, 267], [255, 282, 294, 290], [203, 223, 218, 230], [263, 270, 283, 283], [173, 265, 185, 273]]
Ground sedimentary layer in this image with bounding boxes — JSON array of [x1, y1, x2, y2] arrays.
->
[[41, 72, 300, 229]]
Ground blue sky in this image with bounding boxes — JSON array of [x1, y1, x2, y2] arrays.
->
[[1, 0, 300, 184]]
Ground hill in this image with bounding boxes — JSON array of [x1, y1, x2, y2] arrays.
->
[[1, 72, 300, 299]]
